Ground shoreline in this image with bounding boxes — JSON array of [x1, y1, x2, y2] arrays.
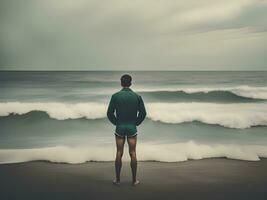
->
[[1, 158, 267, 200], [1, 156, 267, 165]]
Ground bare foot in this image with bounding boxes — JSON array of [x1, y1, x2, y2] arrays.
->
[[132, 180, 140, 186], [112, 180, 120, 186]]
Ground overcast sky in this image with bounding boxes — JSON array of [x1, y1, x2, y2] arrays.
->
[[0, 0, 266, 70]]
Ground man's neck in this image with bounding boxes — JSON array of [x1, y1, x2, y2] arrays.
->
[[122, 87, 131, 90]]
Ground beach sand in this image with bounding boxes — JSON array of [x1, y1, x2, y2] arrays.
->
[[0, 158, 267, 200]]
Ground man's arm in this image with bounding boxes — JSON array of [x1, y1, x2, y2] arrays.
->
[[107, 95, 117, 125], [136, 96, 146, 126]]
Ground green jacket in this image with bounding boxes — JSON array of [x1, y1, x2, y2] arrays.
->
[[107, 87, 146, 135]]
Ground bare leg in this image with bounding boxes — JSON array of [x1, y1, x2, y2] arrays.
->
[[127, 136, 139, 185], [114, 135, 125, 183]]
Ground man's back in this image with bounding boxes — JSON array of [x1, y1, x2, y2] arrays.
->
[[107, 87, 146, 137]]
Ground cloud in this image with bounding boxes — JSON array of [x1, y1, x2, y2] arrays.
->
[[176, 1, 253, 23], [0, 0, 266, 70]]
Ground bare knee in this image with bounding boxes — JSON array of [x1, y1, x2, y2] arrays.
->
[[129, 151, 136, 159], [116, 150, 124, 159]]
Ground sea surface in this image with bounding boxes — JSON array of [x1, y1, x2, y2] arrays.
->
[[0, 71, 267, 163]]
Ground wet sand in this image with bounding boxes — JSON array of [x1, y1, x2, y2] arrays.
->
[[0, 158, 267, 200]]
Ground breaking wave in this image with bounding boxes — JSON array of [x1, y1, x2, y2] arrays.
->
[[0, 102, 267, 129], [138, 90, 264, 103], [1, 141, 267, 164], [136, 85, 267, 100], [146, 103, 267, 129], [0, 102, 106, 120]]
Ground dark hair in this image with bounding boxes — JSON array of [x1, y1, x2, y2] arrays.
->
[[120, 74, 132, 87]]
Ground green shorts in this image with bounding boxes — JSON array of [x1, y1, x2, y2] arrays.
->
[[115, 124, 137, 138]]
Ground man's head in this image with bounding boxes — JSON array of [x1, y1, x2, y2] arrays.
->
[[120, 74, 132, 87]]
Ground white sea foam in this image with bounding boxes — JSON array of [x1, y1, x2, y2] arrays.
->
[[0, 102, 267, 128], [1, 141, 267, 164], [136, 85, 267, 100], [146, 102, 267, 129], [0, 102, 106, 120]]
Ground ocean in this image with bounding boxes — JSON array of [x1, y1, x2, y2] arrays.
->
[[0, 71, 267, 164]]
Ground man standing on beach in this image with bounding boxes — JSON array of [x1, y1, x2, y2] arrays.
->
[[107, 74, 146, 186]]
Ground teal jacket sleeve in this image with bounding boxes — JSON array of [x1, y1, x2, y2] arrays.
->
[[136, 96, 146, 126], [107, 95, 117, 125]]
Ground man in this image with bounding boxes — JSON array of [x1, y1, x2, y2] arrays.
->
[[107, 74, 146, 186]]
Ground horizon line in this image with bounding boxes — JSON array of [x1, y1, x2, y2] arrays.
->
[[1, 70, 267, 72]]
